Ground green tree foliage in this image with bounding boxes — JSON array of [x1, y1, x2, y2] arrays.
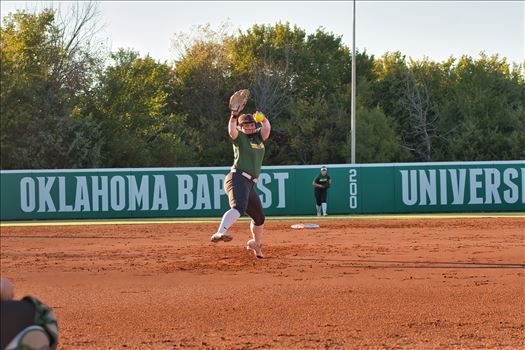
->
[[438, 55, 525, 160], [230, 23, 304, 120], [86, 49, 196, 167], [352, 106, 412, 163], [373, 53, 429, 160], [171, 24, 235, 166], [229, 23, 386, 165], [2, 12, 523, 169], [345, 77, 411, 163], [373, 52, 525, 161], [1, 8, 102, 169]]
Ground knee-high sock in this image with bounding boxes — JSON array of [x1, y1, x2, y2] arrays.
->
[[250, 221, 264, 246], [316, 205, 321, 214], [217, 208, 241, 233], [321, 203, 327, 214]]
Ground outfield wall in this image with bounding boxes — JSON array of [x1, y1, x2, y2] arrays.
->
[[1, 161, 524, 220]]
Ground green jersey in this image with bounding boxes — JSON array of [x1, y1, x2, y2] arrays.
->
[[314, 174, 331, 188], [232, 132, 265, 178]]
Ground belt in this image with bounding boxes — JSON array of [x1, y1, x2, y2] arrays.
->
[[231, 168, 258, 183]]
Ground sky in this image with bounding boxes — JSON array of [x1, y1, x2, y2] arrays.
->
[[1, 1, 524, 66]]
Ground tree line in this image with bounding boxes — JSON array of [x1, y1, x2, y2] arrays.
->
[[1, 7, 524, 170]]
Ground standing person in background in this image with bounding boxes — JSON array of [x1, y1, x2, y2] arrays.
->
[[210, 89, 271, 259], [313, 166, 331, 216]]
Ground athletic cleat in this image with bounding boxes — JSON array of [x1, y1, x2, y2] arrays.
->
[[323, 213, 328, 216], [246, 239, 264, 259], [210, 232, 233, 243]]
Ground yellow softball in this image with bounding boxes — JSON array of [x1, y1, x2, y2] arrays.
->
[[253, 111, 265, 123]]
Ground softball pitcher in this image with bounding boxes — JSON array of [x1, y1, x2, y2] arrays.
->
[[210, 90, 271, 258]]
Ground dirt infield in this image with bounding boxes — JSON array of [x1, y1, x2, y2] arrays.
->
[[1, 217, 524, 349]]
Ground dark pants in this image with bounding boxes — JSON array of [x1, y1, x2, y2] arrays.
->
[[314, 188, 328, 205], [225, 172, 265, 226], [0, 300, 36, 349]]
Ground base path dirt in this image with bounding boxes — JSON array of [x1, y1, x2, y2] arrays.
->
[[1, 217, 524, 349]]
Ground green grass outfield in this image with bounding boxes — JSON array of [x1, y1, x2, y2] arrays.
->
[[1, 212, 523, 227]]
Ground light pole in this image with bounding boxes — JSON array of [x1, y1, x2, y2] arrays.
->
[[351, 0, 356, 164]]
